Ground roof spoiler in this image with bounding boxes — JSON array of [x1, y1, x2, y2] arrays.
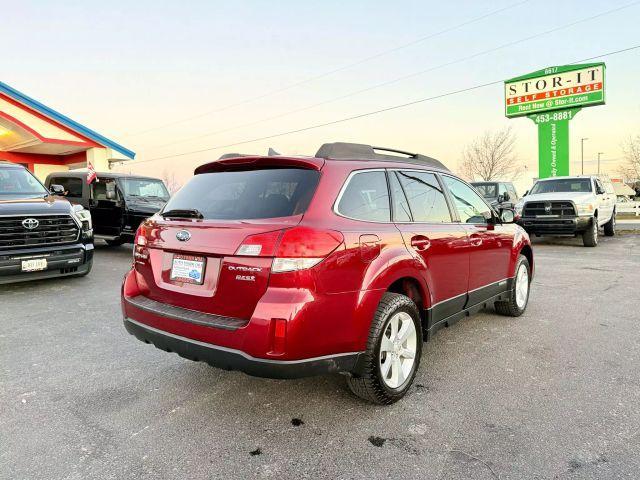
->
[[218, 147, 281, 160], [315, 142, 449, 171]]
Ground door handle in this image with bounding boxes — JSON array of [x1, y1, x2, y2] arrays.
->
[[410, 236, 431, 251], [469, 234, 483, 247]]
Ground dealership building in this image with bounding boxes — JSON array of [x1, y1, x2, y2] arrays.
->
[[0, 81, 134, 180]]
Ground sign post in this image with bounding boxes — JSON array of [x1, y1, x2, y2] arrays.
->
[[504, 63, 605, 179]]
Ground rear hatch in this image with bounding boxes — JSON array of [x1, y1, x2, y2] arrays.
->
[[133, 159, 322, 320]]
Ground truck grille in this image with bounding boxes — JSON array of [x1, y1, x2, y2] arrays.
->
[[0, 215, 80, 249], [523, 201, 576, 217]]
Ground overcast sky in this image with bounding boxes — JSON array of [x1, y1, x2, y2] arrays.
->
[[5, 0, 640, 190]]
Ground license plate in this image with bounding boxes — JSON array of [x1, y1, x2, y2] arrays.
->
[[22, 258, 48, 272], [170, 254, 205, 285]]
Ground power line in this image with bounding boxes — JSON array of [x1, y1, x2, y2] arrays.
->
[[144, 0, 640, 153], [121, 0, 530, 138], [128, 44, 640, 166]]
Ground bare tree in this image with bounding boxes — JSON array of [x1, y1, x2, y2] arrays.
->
[[618, 135, 640, 181], [161, 169, 182, 194], [459, 127, 523, 181]]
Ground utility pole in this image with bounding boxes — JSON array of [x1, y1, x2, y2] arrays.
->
[[597, 152, 604, 174], [580, 138, 589, 175]]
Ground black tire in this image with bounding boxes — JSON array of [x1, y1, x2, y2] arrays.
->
[[582, 217, 598, 247], [105, 238, 126, 247], [495, 254, 530, 317], [604, 212, 615, 237], [346, 292, 422, 405]]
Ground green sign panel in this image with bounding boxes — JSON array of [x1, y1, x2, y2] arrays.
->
[[528, 108, 581, 178], [504, 63, 606, 178], [504, 63, 605, 118]]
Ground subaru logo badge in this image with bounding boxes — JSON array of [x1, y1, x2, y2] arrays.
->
[[22, 218, 39, 230], [176, 229, 191, 242]]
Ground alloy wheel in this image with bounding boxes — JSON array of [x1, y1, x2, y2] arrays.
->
[[515, 263, 529, 309], [379, 312, 417, 389]]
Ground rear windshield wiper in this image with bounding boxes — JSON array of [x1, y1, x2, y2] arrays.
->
[[161, 208, 204, 219]]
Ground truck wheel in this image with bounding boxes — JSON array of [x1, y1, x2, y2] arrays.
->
[[105, 238, 126, 247], [495, 255, 530, 317], [604, 213, 615, 237], [582, 218, 598, 247], [346, 292, 422, 405]]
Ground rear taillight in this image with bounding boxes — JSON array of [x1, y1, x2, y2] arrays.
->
[[235, 227, 343, 273], [235, 230, 283, 257], [271, 257, 323, 273], [133, 225, 149, 262], [273, 227, 343, 273]]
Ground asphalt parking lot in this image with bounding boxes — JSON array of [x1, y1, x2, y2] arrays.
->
[[2, 233, 639, 480]]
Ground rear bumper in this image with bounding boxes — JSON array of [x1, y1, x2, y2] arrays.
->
[[124, 317, 361, 379], [121, 265, 378, 378], [517, 216, 591, 236], [0, 242, 93, 284]]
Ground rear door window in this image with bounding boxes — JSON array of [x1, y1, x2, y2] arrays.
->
[[396, 170, 452, 222], [388, 171, 411, 222], [337, 171, 390, 222], [163, 168, 320, 220]]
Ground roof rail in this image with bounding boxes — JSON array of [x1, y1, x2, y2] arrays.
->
[[315, 142, 449, 171]]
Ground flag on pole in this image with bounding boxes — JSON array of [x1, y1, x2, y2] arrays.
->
[[86, 161, 97, 184]]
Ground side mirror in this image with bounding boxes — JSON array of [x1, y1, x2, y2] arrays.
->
[[106, 190, 116, 200], [500, 209, 516, 223], [523, 190, 529, 197], [50, 184, 64, 195], [502, 192, 510, 202]]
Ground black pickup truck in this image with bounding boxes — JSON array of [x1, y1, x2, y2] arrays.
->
[[0, 162, 94, 284], [45, 171, 169, 246]]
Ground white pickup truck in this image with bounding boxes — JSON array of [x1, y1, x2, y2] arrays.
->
[[514, 175, 616, 247]]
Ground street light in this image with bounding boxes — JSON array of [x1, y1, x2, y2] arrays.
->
[[581, 138, 589, 175], [597, 152, 605, 174]]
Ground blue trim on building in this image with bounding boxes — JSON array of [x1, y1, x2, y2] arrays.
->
[[0, 80, 135, 159]]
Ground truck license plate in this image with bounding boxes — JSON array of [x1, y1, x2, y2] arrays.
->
[[170, 254, 205, 285], [21, 258, 48, 272]]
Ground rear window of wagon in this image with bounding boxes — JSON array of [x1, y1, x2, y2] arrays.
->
[[163, 168, 320, 220]]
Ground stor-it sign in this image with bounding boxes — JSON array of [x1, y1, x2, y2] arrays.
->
[[504, 63, 605, 118]]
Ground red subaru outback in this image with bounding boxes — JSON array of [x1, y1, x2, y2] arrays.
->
[[122, 143, 533, 404]]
